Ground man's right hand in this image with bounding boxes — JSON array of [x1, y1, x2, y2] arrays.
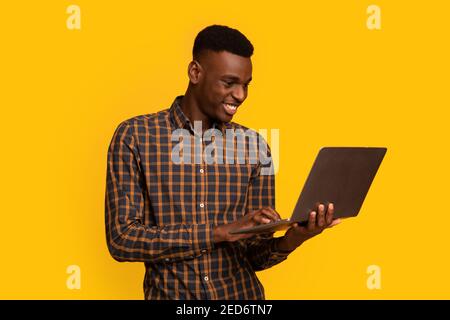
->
[[213, 207, 281, 243]]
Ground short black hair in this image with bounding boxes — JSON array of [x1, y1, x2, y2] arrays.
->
[[193, 25, 254, 59]]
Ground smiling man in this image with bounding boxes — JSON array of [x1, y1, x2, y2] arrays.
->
[[105, 25, 339, 300]]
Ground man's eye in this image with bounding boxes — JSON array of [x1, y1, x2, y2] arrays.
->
[[222, 81, 233, 87]]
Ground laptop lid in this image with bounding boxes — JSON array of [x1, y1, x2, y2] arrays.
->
[[291, 147, 387, 224], [229, 146, 387, 235]]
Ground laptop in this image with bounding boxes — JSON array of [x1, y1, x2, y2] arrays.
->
[[229, 147, 387, 235]]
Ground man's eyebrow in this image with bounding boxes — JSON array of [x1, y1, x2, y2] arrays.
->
[[221, 75, 253, 84]]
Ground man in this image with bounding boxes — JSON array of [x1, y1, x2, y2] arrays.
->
[[105, 25, 340, 300]]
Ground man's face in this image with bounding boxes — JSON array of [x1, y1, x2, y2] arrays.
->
[[192, 50, 252, 123]]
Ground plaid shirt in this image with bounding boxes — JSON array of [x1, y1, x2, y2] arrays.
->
[[105, 96, 291, 300]]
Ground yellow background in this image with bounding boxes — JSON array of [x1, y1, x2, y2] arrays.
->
[[1, 0, 449, 299]]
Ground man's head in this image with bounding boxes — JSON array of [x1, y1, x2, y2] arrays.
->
[[187, 25, 254, 123]]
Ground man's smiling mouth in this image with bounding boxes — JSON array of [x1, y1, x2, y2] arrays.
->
[[223, 103, 239, 115]]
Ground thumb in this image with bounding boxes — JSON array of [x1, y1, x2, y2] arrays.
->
[[330, 218, 342, 227]]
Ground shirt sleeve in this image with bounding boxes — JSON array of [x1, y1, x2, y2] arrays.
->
[[243, 137, 292, 271], [105, 121, 214, 263]]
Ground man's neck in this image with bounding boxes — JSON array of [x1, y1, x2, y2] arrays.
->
[[180, 90, 212, 132]]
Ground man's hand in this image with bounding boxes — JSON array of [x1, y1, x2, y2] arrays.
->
[[213, 207, 281, 243], [276, 203, 341, 252]]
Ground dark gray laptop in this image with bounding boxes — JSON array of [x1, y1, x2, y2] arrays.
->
[[229, 147, 387, 235]]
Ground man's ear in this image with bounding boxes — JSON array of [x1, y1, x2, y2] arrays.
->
[[188, 60, 202, 84]]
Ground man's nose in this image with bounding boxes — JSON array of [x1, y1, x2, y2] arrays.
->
[[231, 85, 246, 103]]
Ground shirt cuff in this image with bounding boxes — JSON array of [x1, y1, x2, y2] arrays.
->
[[270, 237, 294, 256]]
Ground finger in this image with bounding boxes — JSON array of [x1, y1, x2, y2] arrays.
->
[[326, 203, 334, 225], [261, 207, 278, 220], [288, 224, 306, 237], [260, 208, 279, 222], [269, 207, 282, 220], [329, 218, 341, 228], [287, 222, 302, 234], [317, 204, 326, 228], [253, 214, 272, 224], [286, 222, 298, 231], [307, 211, 316, 231]]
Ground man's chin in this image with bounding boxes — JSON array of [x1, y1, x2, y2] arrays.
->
[[219, 109, 235, 123], [217, 114, 233, 124], [211, 110, 232, 124]]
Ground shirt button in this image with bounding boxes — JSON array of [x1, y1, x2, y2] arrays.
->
[[204, 275, 209, 282], [164, 258, 170, 262], [199, 168, 204, 174], [199, 203, 205, 208], [201, 249, 207, 254]]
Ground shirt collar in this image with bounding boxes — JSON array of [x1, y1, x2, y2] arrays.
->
[[169, 96, 231, 135], [169, 96, 192, 131]]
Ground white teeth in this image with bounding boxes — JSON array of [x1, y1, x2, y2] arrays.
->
[[224, 104, 237, 110]]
